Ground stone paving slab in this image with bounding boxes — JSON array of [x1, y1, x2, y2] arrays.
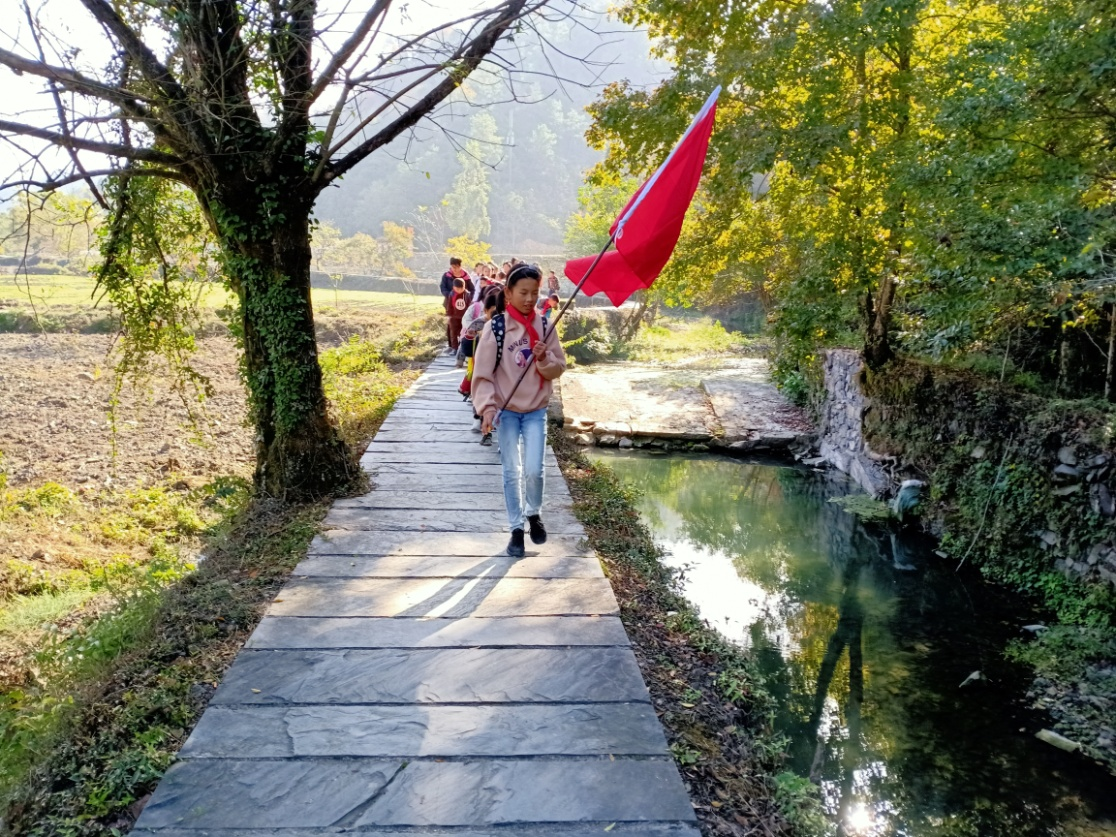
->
[[333, 490, 572, 510], [375, 438, 556, 448], [374, 426, 481, 439], [362, 450, 505, 466], [402, 391, 471, 400], [379, 412, 475, 426], [132, 826, 702, 837], [364, 461, 561, 474], [392, 400, 472, 409], [323, 508, 581, 533], [372, 431, 480, 443], [138, 758, 693, 830], [134, 355, 694, 834], [367, 473, 565, 492], [136, 759, 403, 829], [367, 440, 560, 454], [362, 450, 560, 466], [364, 472, 565, 490], [308, 530, 591, 557], [355, 759, 695, 827], [267, 577, 618, 618], [212, 647, 651, 704], [377, 410, 481, 424], [293, 552, 600, 578], [365, 454, 563, 471], [181, 703, 669, 758], [246, 615, 630, 649]]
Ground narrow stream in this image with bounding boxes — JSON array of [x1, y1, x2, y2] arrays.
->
[[588, 449, 1116, 837]]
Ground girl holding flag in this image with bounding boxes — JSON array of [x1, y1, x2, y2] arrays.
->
[[472, 263, 567, 558], [471, 87, 720, 558]]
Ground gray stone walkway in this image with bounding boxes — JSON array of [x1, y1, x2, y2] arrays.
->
[[133, 355, 698, 836]]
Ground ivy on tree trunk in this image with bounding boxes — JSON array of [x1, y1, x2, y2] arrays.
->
[[212, 182, 352, 496]]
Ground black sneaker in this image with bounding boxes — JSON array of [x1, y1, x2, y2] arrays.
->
[[480, 432, 493, 446], [527, 515, 547, 545], [507, 528, 526, 557]]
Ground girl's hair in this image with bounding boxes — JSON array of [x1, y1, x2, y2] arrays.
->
[[506, 263, 542, 287], [484, 286, 505, 314]]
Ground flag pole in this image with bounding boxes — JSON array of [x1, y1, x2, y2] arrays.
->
[[494, 229, 618, 421]]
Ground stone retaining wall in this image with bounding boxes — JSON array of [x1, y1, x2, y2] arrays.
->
[[818, 349, 891, 497]]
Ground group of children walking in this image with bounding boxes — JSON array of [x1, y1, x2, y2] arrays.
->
[[439, 257, 567, 558]]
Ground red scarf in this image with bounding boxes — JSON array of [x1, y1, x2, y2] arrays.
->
[[506, 305, 545, 383]]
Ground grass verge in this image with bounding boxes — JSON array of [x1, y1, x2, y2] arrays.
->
[[551, 432, 827, 837], [628, 317, 769, 364], [0, 331, 435, 834]]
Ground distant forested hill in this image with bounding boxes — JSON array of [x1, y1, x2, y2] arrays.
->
[[314, 6, 661, 254]]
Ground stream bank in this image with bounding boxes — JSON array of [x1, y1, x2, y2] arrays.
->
[[817, 349, 1116, 774], [552, 434, 813, 837], [589, 447, 1116, 836]]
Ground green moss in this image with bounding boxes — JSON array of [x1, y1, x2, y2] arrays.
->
[[827, 494, 894, 521]]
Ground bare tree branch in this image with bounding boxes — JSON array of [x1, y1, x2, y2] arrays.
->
[[323, 0, 552, 184], [22, 1, 108, 209], [310, 4, 508, 180], [0, 46, 152, 109], [271, 0, 317, 148], [4, 167, 187, 191], [308, 0, 392, 104], [0, 118, 182, 166], [78, 0, 212, 158]]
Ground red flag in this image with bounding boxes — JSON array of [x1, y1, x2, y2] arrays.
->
[[565, 87, 720, 306]]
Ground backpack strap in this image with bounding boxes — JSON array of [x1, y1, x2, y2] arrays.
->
[[491, 313, 505, 372], [491, 312, 547, 373]]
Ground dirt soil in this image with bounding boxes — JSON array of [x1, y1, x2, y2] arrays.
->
[[0, 334, 253, 490]]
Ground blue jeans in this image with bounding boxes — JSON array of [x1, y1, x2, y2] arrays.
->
[[497, 407, 547, 532]]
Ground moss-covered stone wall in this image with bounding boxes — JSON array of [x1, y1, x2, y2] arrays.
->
[[857, 356, 1116, 625]]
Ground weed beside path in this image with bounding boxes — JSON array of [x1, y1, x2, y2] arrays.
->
[[552, 433, 825, 837]]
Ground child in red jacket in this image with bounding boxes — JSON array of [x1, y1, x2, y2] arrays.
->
[[445, 277, 468, 352]]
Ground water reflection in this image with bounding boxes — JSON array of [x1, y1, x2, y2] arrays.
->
[[589, 450, 1116, 837]]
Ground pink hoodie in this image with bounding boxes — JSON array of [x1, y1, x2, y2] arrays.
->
[[472, 309, 566, 419]]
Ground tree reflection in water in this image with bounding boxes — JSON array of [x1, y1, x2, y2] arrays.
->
[[589, 450, 1116, 837]]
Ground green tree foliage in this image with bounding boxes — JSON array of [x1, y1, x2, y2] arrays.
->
[[0, 191, 101, 270], [311, 221, 414, 277], [96, 176, 217, 412], [585, 0, 1116, 396], [444, 235, 493, 268], [563, 172, 640, 257]]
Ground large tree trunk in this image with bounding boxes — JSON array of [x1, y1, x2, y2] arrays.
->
[[215, 189, 354, 499], [1105, 303, 1116, 401], [865, 269, 898, 368]]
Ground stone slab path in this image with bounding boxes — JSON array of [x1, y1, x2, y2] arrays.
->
[[561, 357, 813, 453], [133, 355, 698, 837]]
